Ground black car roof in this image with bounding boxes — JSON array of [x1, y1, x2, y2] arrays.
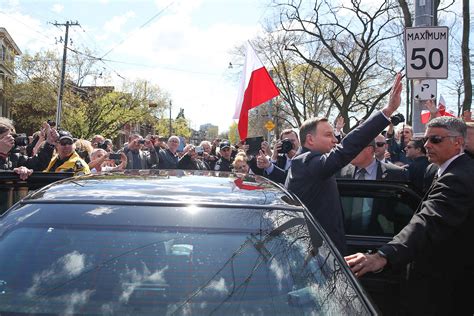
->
[[23, 170, 304, 210]]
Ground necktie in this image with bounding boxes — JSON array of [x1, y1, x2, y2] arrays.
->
[[353, 168, 370, 232], [356, 168, 367, 180]]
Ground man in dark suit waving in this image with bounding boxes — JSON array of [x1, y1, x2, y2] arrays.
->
[[346, 117, 474, 314], [285, 73, 403, 254]]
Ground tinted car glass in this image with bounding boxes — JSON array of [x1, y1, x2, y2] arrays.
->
[[0, 203, 371, 315], [341, 194, 415, 236]]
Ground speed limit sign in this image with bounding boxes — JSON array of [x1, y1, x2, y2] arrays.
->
[[405, 26, 449, 79]]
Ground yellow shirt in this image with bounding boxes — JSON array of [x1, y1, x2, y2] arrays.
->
[[44, 151, 91, 175]]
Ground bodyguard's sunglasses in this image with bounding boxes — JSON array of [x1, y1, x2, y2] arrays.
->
[[422, 135, 457, 144], [375, 142, 386, 147]]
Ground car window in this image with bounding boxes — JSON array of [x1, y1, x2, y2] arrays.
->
[[0, 203, 371, 315], [341, 195, 415, 237]]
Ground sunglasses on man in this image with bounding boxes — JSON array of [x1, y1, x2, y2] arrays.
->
[[422, 135, 458, 144], [59, 140, 74, 146], [375, 142, 386, 147]]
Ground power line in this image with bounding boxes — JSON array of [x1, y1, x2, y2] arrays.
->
[[101, 0, 177, 59]]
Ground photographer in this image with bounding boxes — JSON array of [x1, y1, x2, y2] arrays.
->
[[385, 113, 413, 165], [256, 129, 300, 184], [0, 118, 57, 174], [123, 134, 159, 169], [177, 144, 209, 170], [89, 148, 127, 173], [199, 140, 217, 170]]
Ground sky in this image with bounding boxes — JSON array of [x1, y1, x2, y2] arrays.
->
[[0, 0, 273, 133], [1, 0, 473, 134]]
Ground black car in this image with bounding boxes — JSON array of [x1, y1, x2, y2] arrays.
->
[[0, 170, 377, 315]]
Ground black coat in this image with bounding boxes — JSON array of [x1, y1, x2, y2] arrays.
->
[[285, 112, 391, 254], [0, 143, 55, 171], [406, 155, 430, 194], [379, 154, 474, 314]]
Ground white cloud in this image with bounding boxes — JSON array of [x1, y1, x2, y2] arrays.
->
[[51, 3, 64, 13], [103, 11, 136, 34]]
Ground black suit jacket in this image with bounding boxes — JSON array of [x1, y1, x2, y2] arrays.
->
[[338, 159, 408, 181], [286, 112, 390, 254], [379, 154, 474, 313]]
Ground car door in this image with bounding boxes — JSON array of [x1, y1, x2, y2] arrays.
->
[[337, 179, 422, 315], [0, 171, 73, 215]]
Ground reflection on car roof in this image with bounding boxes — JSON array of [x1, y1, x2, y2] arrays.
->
[[24, 170, 303, 209]]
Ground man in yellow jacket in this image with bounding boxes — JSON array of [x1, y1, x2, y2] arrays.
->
[[44, 131, 90, 175]]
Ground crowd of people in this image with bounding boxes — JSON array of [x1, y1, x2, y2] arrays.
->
[[1, 73, 474, 313]]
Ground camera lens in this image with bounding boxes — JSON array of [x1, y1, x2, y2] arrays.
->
[[280, 139, 293, 154]]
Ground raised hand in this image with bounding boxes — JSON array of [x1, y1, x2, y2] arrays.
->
[[382, 73, 403, 117]]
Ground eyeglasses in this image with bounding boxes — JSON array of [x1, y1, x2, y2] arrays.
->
[[422, 135, 458, 144], [59, 140, 73, 146], [375, 142, 386, 147], [221, 147, 231, 152]]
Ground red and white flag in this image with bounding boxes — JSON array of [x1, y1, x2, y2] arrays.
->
[[421, 95, 455, 124], [437, 95, 455, 117], [233, 42, 279, 140]]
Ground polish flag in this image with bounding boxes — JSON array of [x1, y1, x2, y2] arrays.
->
[[421, 110, 431, 124], [437, 95, 455, 117], [233, 42, 279, 140]]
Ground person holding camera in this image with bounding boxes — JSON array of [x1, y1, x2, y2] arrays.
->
[[123, 134, 159, 170], [385, 114, 413, 165], [256, 129, 300, 184], [0, 118, 57, 177], [177, 144, 209, 170], [89, 148, 127, 173]]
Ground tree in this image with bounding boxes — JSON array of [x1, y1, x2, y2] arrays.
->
[[274, 0, 403, 131], [461, 0, 472, 111]]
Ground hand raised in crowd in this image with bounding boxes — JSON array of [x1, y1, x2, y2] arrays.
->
[[335, 116, 345, 132], [271, 141, 282, 161], [261, 141, 272, 157], [0, 133, 14, 154], [382, 72, 403, 117], [43, 122, 59, 145], [13, 166, 33, 180], [424, 99, 438, 116], [256, 150, 271, 169]]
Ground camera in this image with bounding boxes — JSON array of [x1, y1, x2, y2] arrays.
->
[[108, 153, 121, 160], [280, 139, 293, 154], [195, 146, 204, 156], [138, 139, 146, 145], [47, 120, 56, 127], [12, 133, 29, 147], [97, 142, 108, 150], [390, 113, 405, 126]]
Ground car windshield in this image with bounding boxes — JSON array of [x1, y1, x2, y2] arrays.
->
[[0, 203, 370, 315]]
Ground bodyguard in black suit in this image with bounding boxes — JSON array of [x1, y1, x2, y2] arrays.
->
[[346, 117, 474, 314], [285, 74, 403, 254]]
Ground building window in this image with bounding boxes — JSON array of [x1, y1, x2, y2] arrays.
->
[[1, 45, 6, 61]]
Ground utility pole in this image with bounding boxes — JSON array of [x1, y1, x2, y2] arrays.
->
[[169, 100, 173, 137], [412, 0, 435, 137], [52, 20, 80, 129]]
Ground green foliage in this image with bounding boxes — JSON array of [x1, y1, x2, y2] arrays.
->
[[5, 79, 57, 135], [228, 121, 240, 144]]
